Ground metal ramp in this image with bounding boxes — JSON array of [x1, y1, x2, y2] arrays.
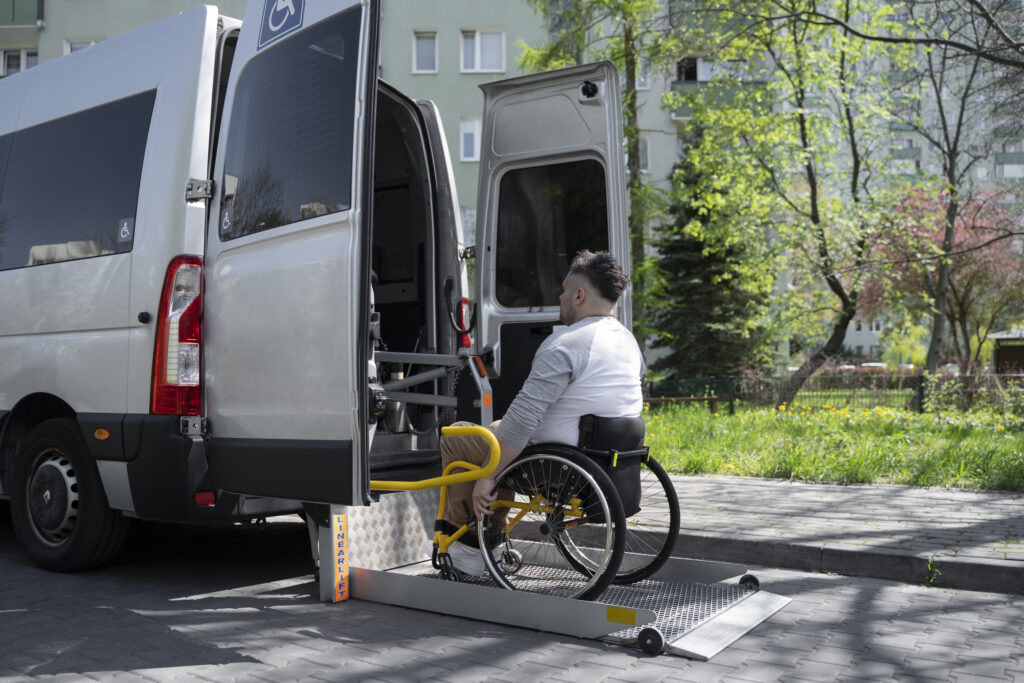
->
[[348, 558, 789, 659], [317, 491, 789, 660]]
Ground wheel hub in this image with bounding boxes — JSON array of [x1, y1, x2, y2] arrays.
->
[[27, 452, 79, 546]]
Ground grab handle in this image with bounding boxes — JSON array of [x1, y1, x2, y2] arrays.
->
[[369, 424, 500, 492]]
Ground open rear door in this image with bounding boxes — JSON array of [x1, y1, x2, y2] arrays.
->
[[474, 62, 630, 412], [203, 0, 379, 505]]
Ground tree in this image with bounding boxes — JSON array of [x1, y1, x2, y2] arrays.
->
[[520, 0, 681, 354], [881, 6, 1024, 370], [674, 0, 919, 405], [649, 160, 773, 378], [863, 191, 1024, 372], [724, 0, 1024, 70]]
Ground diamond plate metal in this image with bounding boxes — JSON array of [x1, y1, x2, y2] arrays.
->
[[345, 489, 437, 569], [601, 578, 754, 641]]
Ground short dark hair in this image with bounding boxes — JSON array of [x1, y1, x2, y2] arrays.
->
[[568, 250, 629, 302]]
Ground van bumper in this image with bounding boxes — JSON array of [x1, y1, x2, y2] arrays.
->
[[78, 413, 301, 521]]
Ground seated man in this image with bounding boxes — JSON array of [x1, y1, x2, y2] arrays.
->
[[438, 250, 644, 574]]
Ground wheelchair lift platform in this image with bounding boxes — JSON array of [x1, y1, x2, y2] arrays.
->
[[316, 490, 789, 660]]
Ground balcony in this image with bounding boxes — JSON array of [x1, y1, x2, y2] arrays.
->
[[996, 152, 1024, 165], [890, 147, 921, 161], [670, 79, 769, 120], [0, 0, 40, 27]]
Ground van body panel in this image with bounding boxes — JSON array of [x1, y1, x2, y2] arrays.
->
[[474, 62, 631, 379], [203, 0, 375, 506], [0, 6, 220, 420]]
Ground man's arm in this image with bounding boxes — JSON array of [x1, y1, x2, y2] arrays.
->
[[472, 438, 521, 521]]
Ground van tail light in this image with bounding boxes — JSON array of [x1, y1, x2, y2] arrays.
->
[[458, 297, 471, 348], [151, 256, 203, 416]]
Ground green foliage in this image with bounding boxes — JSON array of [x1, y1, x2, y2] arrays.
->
[[663, 0, 925, 385], [649, 158, 774, 377], [647, 402, 1024, 490]]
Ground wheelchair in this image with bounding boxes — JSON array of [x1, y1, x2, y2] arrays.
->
[[425, 416, 680, 601]]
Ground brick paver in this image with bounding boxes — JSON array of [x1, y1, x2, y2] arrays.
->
[[670, 475, 1024, 593], [3, 499, 1024, 681]]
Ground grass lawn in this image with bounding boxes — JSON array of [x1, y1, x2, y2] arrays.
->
[[645, 402, 1024, 491]]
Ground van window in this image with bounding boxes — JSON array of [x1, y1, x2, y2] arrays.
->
[[495, 159, 609, 308], [0, 91, 154, 271], [219, 8, 361, 241]]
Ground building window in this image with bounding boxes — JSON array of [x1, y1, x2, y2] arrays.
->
[[65, 40, 98, 55], [413, 31, 437, 73], [1, 49, 36, 78], [461, 30, 504, 72], [677, 57, 698, 82], [460, 118, 481, 161], [637, 55, 650, 90], [638, 135, 650, 173]]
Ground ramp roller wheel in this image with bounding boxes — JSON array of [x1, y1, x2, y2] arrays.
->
[[479, 447, 625, 601], [638, 626, 665, 655], [740, 574, 760, 590]]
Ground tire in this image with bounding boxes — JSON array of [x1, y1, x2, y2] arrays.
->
[[478, 446, 625, 601], [10, 418, 129, 571], [613, 455, 680, 584]]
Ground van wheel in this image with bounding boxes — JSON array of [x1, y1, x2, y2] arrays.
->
[[10, 418, 129, 571]]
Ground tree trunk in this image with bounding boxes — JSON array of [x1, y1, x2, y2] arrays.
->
[[777, 303, 857, 407], [622, 18, 646, 356], [925, 198, 959, 371]]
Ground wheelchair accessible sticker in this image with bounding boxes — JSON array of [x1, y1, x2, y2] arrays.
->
[[258, 0, 305, 49]]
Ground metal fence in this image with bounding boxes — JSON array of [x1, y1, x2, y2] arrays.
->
[[646, 373, 1024, 413]]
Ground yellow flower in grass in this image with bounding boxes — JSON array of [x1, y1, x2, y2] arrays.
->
[[998, 425, 1005, 431]]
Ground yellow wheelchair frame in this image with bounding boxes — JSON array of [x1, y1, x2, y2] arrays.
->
[[368, 425, 619, 596], [368, 425, 502, 576]]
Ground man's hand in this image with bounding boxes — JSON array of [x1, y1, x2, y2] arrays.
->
[[472, 476, 497, 522]]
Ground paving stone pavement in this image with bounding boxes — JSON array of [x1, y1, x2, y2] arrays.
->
[[670, 475, 1024, 594], [2, 498, 1024, 682]]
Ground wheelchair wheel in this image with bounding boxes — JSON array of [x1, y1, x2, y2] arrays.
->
[[478, 447, 625, 601], [614, 455, 680, 584]]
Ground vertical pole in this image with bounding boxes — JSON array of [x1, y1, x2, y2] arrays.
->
[[318, 504, 350, 602]]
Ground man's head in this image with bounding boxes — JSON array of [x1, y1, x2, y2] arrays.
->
[[558, 250, 629, 325]]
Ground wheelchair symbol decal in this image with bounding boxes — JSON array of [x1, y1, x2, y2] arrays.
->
[[258, 0, 304, 49], [117, 217, 134, 244]]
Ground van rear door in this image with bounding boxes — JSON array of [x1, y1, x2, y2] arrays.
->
[[474, 62, 630, 414], [203, 0, 378, 505]]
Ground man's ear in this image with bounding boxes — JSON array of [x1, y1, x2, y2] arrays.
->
[[574, 285, 587, 305]]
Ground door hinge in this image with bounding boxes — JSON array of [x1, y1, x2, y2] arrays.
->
[[459, 245, 476, 260], [180, 416, 209, 436], [185, 178, 215, 202]]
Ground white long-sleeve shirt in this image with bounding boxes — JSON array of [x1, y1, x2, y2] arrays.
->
[[493, 316, 644, 449]]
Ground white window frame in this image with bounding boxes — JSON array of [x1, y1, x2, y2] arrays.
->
[[460, 30, 505, 73], [459, 118, 482, 162], [412, 31, 438, 74], [64, 39, 98, 55], [1, 48, 36, 77], [637, 55, 651, 90], [639, 135, 650, 173]]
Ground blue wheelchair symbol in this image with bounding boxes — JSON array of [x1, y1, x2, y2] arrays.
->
[[258, 0, 305, 49]]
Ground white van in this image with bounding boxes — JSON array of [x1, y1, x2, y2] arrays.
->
[[0, 0, 629, 571]]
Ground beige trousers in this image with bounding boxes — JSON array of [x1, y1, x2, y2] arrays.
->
[[441, 420, 514, 538]]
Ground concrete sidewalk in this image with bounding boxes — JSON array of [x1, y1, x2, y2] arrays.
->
[[670, 475, 1024, 594]]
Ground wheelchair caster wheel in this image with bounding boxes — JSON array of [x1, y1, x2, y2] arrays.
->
[[499, 549, 523, 574], [740, 574, 760, 590], [439, 560, 461, 583], [638, 626, 665, 655]]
